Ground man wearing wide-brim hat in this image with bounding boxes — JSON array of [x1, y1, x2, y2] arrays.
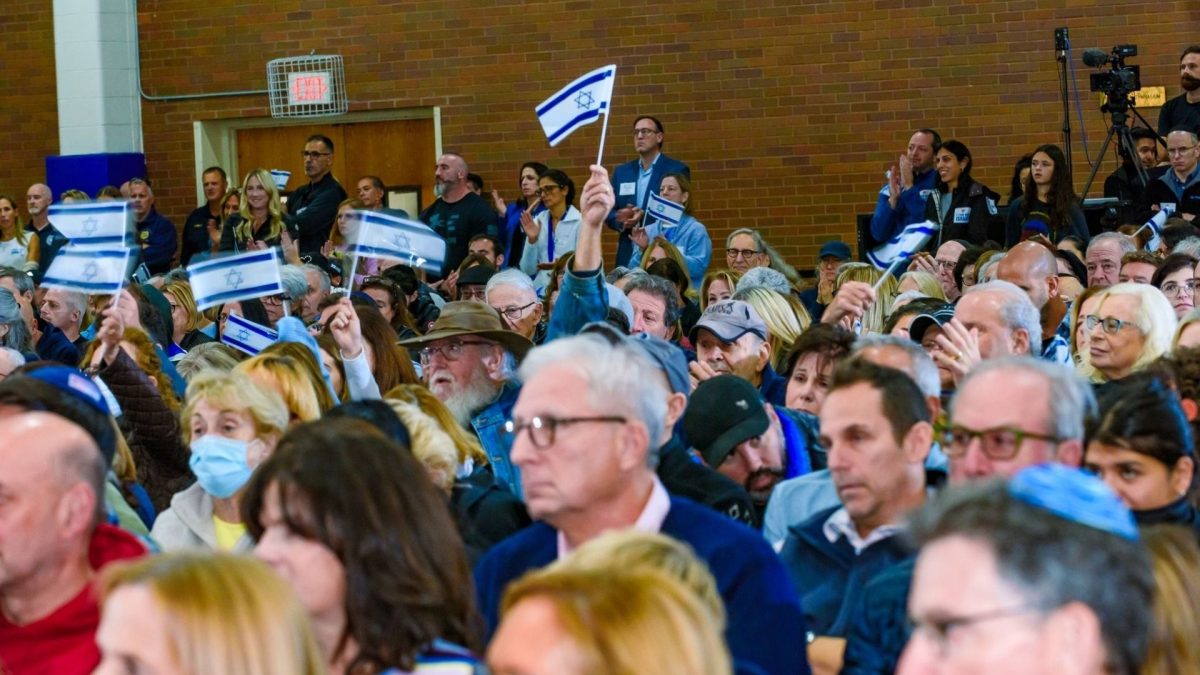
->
[[399, 301, 533, 497]]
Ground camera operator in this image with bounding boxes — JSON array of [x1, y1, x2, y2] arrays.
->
[[1144, 128, 1200, 221], [1104, 126, 1166, 223], [1158, 45, 1200, 137]]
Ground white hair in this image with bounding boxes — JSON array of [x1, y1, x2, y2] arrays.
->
[[1082, 282, 1178, 380], [518, 333, 668, 467], [485, 268, 538, 303], [300, 263, 331, 294], [851, 334, 940, 399], [279, 265, 309, 302], [1173, 236, 1200, 259], [1088, 231, 1136, 257], [963, 280, 1043, 350], [735, 267, 790, 295]]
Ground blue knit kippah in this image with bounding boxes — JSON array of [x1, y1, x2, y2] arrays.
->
[[1008, 464, 1139, 541]]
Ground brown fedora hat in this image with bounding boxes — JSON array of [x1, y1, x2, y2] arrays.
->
[[398, 301, 534, 359]]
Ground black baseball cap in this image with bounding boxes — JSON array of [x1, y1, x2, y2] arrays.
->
[[682, 375, 769, 468]]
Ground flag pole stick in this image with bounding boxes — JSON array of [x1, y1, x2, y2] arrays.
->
[[873, 256, 905, 291], [345, 253, 359, 293], [596, 109, 611, 167]]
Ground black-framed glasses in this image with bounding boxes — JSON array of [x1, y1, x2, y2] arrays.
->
[[726, 248, 760, 260], [493, 301, 537, 321], [504, 415, 628, 448], [1083, 314, 1138, 335], [301, 151, 332, 159], [418, 339, 492, 364], [941, 424, 1061, 460], [633, 128, 661, 137], [535, 185, 562, 197], [909, 605, 1041, 652], [1161, 279, 1197, 296]]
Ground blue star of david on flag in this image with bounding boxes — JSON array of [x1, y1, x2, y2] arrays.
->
[[346, 210, 446, 275], [47, 201, 133, 247], [575, 91, 594, 110], [187, 248, 284, 310], [42, 247, 131, 295], [221, 312, 278, 356]]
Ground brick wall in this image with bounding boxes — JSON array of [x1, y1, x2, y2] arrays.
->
[[0, 6, 59, 203], [15, 0, 1200, 267]]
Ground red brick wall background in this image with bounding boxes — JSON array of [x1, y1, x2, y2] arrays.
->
[[11, 1, 1200, 268]]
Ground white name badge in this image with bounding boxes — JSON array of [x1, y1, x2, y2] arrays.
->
[[619, 182, 636, 196], [1161, 202, 1177, 215], [953, 207, 971, 224], [918, 189, 933, 201]]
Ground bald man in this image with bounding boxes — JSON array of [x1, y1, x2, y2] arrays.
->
[[997, 241, 1072, 364], [420, 152, 499, 278], [0, 413, 146, 674], [25, 183, 67, 282]]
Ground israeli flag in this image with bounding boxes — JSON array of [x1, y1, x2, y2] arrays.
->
[[41, 247, 132, 294], [221, 312, 277, 356], [47, 202, 132, 247], [866, 220, 939, 271], [187, 249, 284, 311], [1141, 210, 1169, 253], [346, 210, 446, 275], [535, 65, 617, 147], [646, 192, 684, 228]]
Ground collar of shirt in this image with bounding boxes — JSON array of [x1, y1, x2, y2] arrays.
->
[[822, 507, 902, 554], [557, 476, 671, 559], [639, 152, 661, 174]]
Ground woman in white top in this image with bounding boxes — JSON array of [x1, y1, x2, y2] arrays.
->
[[0, 195, 37, 271], [519, 168, 581, 292]]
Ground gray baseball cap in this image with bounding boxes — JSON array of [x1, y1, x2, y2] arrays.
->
[[689, 299, 768, 344]]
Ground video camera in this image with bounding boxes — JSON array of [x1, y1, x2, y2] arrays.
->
[[1084, 44, 1141, 96]]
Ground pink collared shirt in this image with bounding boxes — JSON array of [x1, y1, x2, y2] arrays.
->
[[556, 477, 672, 559]]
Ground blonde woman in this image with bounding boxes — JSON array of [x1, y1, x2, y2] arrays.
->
[[150, 371, 289, 552], [835, 262, 898, 335], [161, 280, 214, 355], [219, 168, 295, 252], [95, 553, 325, 675], [733, 286, 809, 372], [1174, 307, 1200, 351], [489, 566, 732, 675], [235, 350, 333, 424], [896, 270, 947, 301], [0, 194, 37, 270]]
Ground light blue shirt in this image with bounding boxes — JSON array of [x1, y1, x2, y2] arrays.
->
[[636, 152, 661, 208]]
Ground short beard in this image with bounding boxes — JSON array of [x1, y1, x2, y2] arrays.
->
[[745, 467, 785, 505], [441, 371, 502, 427], [1182, 75, 1200, 92]]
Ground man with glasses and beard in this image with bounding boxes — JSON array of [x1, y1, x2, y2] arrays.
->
[[1158, 45, 1200, 137]]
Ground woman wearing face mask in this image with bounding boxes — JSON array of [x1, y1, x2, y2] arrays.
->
[[149, 370, 289, 552], [491, 161, 547, 268], [922, 140, 1002, 247]]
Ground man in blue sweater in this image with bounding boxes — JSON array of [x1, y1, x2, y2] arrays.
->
[[869, 128, 941, 244], [780, 359, 936, 674], [474, 332, 810, 675]]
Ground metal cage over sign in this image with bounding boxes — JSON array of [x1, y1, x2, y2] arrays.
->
[[266, 54, 348, 118]]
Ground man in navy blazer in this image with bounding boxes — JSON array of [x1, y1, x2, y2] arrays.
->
[[473, 331, 810, 675], [607, 116, 691, 266]]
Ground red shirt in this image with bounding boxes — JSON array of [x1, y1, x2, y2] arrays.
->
[[0, 524, 146, 675]]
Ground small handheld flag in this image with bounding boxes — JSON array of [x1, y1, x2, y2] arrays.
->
[[1133, 210, 1168, 253], [41, 247, 132, 294], [866, 220, 939, 272], [47, 202, 133, 247], [221, 312, 278, 356], [645, 192, 684, 228], [345, 210, 447, 275], [188, 249, 285, 311], [535, 65, 616, 147]]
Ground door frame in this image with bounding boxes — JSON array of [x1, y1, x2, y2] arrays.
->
[[192, 107, 442, 204]]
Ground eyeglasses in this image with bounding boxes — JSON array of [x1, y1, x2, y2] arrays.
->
[[261, 294, 284, 307], [726, 248, 761, 260], [941, 424, 1061, 460], [459, 287, 488, 301], [909, 605, 1041, 653], [934, 259, 957, 271], [1167, 145, 1197, 156], [493, 301, 537, 321], [418, 339, 492, 364], [301, 151, 332, 159], [505, 415, 628, 448], [1083, 314, 1139, 335], [633, 128, 661, 137], [1161, 279, 1197, 296], [535, 185, 562, 197]]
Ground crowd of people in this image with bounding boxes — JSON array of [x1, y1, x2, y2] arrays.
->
[[2, 46, 1200, 675]]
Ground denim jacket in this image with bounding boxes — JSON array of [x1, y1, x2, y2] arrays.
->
[[471, 381, 523, 499]]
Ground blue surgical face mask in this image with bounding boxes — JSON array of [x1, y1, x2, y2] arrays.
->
[[189, 435, 255, 499]]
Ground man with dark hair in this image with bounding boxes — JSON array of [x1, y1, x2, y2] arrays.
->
[[1157, 45, 1200, 136], [1104, 127, 1164, 224], [469, 233, 505, 268], [898, 466, 1152, 675], [607, 115, 690, 267], [128, 178, 177, 276], [623, 272, 682, 341], [466, 172, 484, 195], [1119, 250, 1162, 284], [869, 128, 941, 243], [291, 133, 348, 253], [781, 360, 935, 673], [1144, 127, 1200, 220], [419, 153, 498, 278], [356, 175, 410, 218], [181, 166, 228, 266]]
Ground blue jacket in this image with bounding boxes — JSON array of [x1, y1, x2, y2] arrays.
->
[[868, 168, 937, 243], [779, 506, 913, 637], [839, 559, 916, 675], [628, 213, 713, 284], [471, 381, 522, 498], [760, 363, 788, 407], [606, 153, 690, 265], [135, 208, 178, 275], [474, 495, 811, 675]]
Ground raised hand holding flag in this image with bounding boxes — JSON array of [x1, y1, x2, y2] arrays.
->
[[866, 219, 940, 290], [1133, 210, 1169, 254]]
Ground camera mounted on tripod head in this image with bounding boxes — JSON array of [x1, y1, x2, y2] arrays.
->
[[1084, 45, 1141, 102]]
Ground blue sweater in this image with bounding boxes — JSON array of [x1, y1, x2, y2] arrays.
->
[[474, 495, 811, 675], [868, 169, 937, 243]]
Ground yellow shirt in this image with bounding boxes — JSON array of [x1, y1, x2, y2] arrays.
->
[[212, 516, 246, 551]]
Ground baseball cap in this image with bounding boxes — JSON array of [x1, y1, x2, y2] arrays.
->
[[689, 299, 767, 345], [605, 283, 636, 329], [907, 303, 956, 343], [819, 241, 852, 261], [682, 375, 769, 468], [458, 265, 497, 288], [629, 333, 690, 396]]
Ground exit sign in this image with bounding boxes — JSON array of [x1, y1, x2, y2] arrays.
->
[[287, 72, 332, 105]]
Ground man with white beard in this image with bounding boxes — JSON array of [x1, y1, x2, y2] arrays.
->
[[400, 301, 533, 497]]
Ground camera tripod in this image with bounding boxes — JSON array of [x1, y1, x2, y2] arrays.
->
[[1080, 95, 1157, 200]]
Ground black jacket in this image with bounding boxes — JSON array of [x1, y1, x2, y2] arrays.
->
[[289, 173, 347, 253], [656, 435, 757, 528], [922, 177, 1001, 246]]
